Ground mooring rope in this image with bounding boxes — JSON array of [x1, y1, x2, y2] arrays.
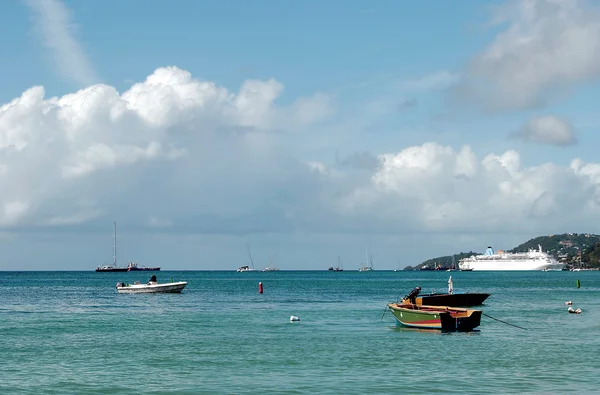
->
[[482, 312, 528, 330]]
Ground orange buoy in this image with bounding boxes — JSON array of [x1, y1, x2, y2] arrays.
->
[[258, 282, 263, 294]]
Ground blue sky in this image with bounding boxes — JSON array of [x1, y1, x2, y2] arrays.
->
[[1, 0, 600, 270]]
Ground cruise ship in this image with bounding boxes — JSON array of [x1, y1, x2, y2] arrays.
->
[[458, 245, 564, 271]]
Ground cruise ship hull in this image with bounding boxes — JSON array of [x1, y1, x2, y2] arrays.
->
[[458, 260, 554, 271]]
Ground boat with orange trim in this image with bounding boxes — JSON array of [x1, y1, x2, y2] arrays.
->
[[386, 286, 482, 331]]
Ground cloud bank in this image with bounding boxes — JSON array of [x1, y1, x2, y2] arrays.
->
[[2, 67, 600, 236]]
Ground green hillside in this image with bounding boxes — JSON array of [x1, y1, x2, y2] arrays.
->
[[509, 233, 600, 266], [407, 233, 600, 270]]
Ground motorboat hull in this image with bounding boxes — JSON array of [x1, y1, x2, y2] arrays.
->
[[387, 303, 482, 331], [116, 281, 187, 293]]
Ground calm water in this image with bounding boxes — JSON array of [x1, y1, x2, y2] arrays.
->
[[1, 270, 599, 394]]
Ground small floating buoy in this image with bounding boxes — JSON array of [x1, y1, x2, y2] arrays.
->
[[290, 315, 300, 322], [258, 282, 263, 294], [565, 301, 573, 305], [576, 279, 581, 288]]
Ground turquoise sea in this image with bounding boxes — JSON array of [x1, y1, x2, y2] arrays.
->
[[1, 270, 599, 394]]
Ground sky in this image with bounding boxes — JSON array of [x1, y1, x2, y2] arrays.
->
[[2, 0, 600, 271]]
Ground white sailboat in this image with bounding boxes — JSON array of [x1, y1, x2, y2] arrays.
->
[[96, 222, 127, 272], [238, 243, 259, 272], [359, 249, 374, 272], [394, 259, 402, 272], [263, 252, 280, 271]]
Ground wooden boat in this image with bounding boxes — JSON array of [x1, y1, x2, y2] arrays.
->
[[116, 275, 187, 293], [387, 302, 482, 331]]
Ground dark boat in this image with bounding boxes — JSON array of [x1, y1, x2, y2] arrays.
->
[[400, 279, 490, 307], [410, 292, 490, 307]]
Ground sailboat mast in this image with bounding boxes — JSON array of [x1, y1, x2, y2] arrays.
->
[[113, 222, 117, 267], [246, 243, 255, 269]]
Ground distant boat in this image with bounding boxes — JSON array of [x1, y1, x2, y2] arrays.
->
[[126, 261, 160, 272], [359, 249, 374, 272], [263, 253, 280, 271], [446, 255, 458, 271], [333, 256, 343, 271], [238, 243, 258, 272], [394, 259, 402, 272], [96, 222, 128, 272], [116, 275, 186, 294]]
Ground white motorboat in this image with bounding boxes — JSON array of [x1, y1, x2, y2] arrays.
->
[[116, 275, 187, 293]]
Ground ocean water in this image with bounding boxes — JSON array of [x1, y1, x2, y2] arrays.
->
[[1, 270, 599, 394]]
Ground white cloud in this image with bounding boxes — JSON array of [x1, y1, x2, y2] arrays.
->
[[457, 0, 600, 111], [316, 143, 600, 234], [2, 66, 600, 238], [513, 115, 577, 146], [0, 66, 333, 230], [26, 0, 98, 87]]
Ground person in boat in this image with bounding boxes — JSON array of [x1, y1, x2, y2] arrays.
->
[[147, 275, 157, 285]]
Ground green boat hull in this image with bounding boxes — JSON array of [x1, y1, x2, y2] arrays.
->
[[387, 303, 482, 331]]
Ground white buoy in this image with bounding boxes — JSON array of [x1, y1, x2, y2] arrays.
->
[[290, 315, 300, 322]]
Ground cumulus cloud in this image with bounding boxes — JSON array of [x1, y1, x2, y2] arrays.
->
[[312, 143, 600, 234], [513, 115, 577, 146], [0, 66, 333, 229], [2, 66, 600, 236], [26, 0, 98, 87], [456, 0, 600, 111]]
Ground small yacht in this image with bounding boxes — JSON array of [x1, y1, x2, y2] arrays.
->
[[359, 249, 374, 272], [238, 244, 259, 272], [116, 275, 187, 293], [262, 253, 280, 271]]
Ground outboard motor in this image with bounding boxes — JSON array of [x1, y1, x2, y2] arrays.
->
[[116, 282, 125, 288], [403, 286, 421, 304]]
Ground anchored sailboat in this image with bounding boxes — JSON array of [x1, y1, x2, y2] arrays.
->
[[359, 249, 374, 272], [263, 252, 280, 271], [238, 243, 258, 272], [96, 222, 159, 272], [96, 222, 127, 272]]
